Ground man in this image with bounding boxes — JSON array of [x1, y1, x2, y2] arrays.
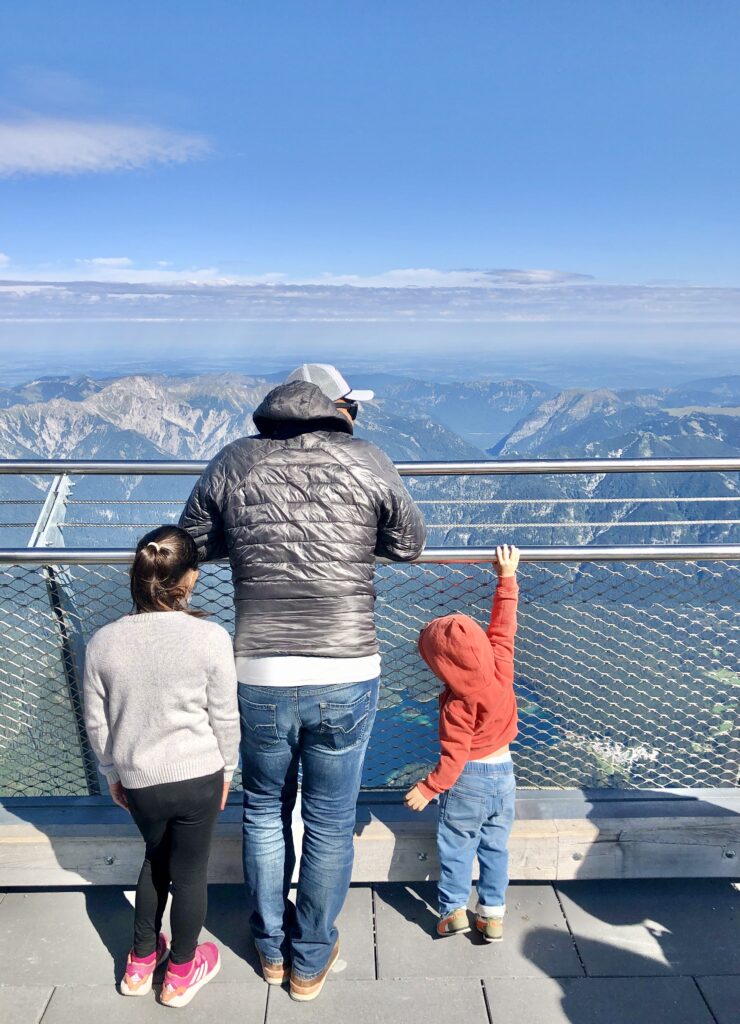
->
[[180, 364, 425, 1001]]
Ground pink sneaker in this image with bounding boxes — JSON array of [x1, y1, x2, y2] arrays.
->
[[160, 942, 221, 1008], [120, 932, 170, 996]]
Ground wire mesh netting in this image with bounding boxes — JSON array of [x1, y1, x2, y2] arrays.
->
[[1, 558, 737, 796]]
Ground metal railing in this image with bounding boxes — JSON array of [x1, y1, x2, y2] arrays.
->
[[0, 457, 738, 798], [2, 456, 739, 474], [3, 457, 739, 550]]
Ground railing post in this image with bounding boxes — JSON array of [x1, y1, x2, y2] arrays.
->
[[28, 475, 101, 796]]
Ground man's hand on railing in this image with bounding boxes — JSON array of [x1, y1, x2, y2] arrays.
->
[[495, 543, 520, 577], [108, 779, 129, 812]]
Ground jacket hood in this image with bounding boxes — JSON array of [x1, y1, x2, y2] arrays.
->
[[252, 381, 353, 437], [418, 614, 493, 698]]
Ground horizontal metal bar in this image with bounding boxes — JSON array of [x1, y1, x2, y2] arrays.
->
[[61, 523, 179, 528], [415, 496, 740, 504], [0, 460, 206, 476], [57, 518, 740, 528], [427, 519, 740, 528], [61, 495, 740, 505], [1, 544, 739, 565], [401, 458, 740, 476], [1, 457, 739, 476], [4, 789, 739, 819]]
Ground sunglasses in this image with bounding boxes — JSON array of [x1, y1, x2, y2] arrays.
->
[[335, 399, 359, 420]]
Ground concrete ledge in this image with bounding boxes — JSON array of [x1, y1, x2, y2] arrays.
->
[[1, 791, 738, 886]]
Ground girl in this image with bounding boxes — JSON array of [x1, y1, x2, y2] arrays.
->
[[83, 525, 240, 1008]]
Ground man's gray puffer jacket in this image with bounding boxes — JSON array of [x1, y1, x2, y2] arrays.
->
[[179, 381, 426, 659]]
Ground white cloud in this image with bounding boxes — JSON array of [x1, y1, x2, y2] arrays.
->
[[301, 268, 593, 288], [0, 118, 210, 176], [2, 264, 740, 326], [82, 257, 134, 268], [0, 262, 284, 285], [1, 274, 740, 326], [0, 283, 63, 295], [0, 261, 593, 289], [0, 253, 9, 267]]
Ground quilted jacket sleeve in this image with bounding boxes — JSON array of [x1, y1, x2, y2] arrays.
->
[[367, 447, 427, 562], [179, 451, 230, 562]]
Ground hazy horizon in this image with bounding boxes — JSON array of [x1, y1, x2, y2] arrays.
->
[[1, 319, 738, 391]]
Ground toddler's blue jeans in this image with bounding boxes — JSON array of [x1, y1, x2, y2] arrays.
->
[[436, 759, 516, 918]]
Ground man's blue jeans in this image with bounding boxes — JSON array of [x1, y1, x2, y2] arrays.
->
[[239, 677, 379, 979], [436, 760, 516, 918]]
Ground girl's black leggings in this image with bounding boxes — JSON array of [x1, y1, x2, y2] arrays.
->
[[126, 770, 223, 964]]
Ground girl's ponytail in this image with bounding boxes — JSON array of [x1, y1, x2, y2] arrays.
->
[[130, 525, 203, 614]]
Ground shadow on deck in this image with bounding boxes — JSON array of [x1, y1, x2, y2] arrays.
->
[[0, 878, 739, 1023]]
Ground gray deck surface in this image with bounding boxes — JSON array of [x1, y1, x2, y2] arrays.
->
[[1, 880, 738, 1023]]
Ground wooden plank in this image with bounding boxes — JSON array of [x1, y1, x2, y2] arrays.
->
[[555, 817, 740, 880], [1, 813, 737, 886]]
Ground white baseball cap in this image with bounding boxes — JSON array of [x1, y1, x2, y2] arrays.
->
[[284, 363, 374, 402]]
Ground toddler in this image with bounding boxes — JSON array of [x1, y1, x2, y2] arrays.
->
[[405, 544, 519, 942]]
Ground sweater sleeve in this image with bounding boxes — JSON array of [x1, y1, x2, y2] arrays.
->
[[417, 697, 475, 800], [206, 628, 240, 782], [82, 641, 119, 785], [488, 576, 518, 664]]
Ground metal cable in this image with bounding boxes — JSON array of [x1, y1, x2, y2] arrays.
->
[[416, 496, 740, 505], [62, 495, 740, 505], [429, 519, 740, 528], [56, 518, 740, 529]]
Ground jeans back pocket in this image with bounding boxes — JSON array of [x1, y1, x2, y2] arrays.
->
[[440, 782, 486, 832], [319, 691, 371, 751], [486, 771, 517, 821], [238, 692, 280, 747]]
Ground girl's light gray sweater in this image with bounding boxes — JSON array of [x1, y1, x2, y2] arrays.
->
[[83, 611, 240, 788]]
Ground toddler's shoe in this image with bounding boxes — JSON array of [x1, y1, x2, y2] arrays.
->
[[120, 932, 170, 996], [160, 942, 221, 1008], [476, 913, 504, 943], [436, 907, 470, 937]]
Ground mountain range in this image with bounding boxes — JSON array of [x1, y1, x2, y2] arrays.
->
[[0, 371, 738, 549], [0, 369, 736, 795]]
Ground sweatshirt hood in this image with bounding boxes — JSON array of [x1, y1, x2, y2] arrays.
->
[[252, 381, 354, 437], [418, 614, 493, 698]]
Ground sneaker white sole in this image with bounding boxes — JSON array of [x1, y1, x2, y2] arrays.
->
[[476, 920, 503, 943], [120, 946, 170, 997], [161, 956, 221, 1008], [120, 974, 154, 997], [290, 946, 339, 1002]]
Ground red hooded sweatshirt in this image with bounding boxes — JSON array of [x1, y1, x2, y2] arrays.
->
[[416, 576, 518, 801]]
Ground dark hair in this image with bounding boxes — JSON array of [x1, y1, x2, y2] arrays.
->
[[130, 525, 203, 615]]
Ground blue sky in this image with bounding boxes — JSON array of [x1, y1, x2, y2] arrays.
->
[[0, 0, 739, 357]]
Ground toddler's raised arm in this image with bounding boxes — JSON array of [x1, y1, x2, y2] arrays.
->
[[488, 544, 519, 668]]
